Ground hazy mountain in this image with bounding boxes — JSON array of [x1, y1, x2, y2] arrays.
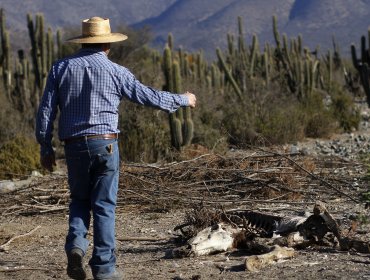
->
[[0, 0, 176, 53], [1, 0, 176, 30], [136, 0, 296, 51], [136, 0, 370, 56], [1, 0, 370, 57], [284, 0, 370, 54]]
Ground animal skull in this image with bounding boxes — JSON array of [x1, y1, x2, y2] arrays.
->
[[188, 223, 242, 256]]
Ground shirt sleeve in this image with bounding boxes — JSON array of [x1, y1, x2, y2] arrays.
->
[[119, 67, 189, 113], [35, 67, 59, 156]]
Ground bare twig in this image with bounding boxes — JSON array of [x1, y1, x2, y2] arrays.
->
[[252, 146, 361, 203], [0, 225, 41, 252], [117, 236, 170, 242], [0, 267, 52, 272]]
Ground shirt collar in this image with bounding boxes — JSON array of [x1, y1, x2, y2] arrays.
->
[[78, 48, 107, 56]]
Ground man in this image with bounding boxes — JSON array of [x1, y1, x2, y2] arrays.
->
[[35, 17, 196, 280]]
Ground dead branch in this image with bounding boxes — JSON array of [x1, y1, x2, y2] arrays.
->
[[259, 148, 360, 203], [0, 146, 365, 217], [0, 267, 51, 272], [0, 225, 41, 252], [117, 236, 170, 242]]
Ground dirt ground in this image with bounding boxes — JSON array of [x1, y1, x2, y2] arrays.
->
[[1, 120, 370, 279], [1, 199, 370, 280]]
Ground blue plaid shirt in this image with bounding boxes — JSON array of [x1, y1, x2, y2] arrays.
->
[[35, 48, 188, 156]]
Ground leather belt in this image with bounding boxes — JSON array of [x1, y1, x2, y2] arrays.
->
[[63, 133, 118, 144]]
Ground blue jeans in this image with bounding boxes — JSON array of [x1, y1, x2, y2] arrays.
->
[[64, 138, 119, 278]]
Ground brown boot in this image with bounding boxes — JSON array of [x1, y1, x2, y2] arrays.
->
[[67, 248, 86, 280], [94, 269, 123, 280]]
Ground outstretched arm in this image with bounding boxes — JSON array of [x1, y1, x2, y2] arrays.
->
[[119, 67, 196, 111]]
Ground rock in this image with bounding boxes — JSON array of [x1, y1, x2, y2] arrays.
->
[[0, 178, 33, 194], [31, 170, 43, 177], [0, 181, 16, 194]]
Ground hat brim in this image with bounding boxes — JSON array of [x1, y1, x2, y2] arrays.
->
[[66, 33, 128, 44]]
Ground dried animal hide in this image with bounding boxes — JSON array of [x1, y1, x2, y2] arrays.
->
[[230, 210, 308, 236]]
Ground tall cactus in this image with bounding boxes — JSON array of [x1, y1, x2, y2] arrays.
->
[[14, 50, 31, 112], [46, 27, 54, 70], [351, 31, 370, 107], [272, 15, 320, 100], [216, 48, 242, 99], [0, 9, 11, 94], [272, 15, 281, 51], [237, 16, 246, 53], [173, 60, 194, 146], [163, 34, 194, 150], [249, 34, 258, 77], [27, 13, 50, 92], [167, 33, 174, 50], [163, 46, 173, 92], [56, 29, 62, 59]]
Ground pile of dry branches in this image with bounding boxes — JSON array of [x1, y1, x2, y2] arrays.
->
[[0, 148, 364, 217], [120, 148, 363, 213]]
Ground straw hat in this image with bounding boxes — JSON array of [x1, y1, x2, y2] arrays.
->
[[67, 17, 128, 44]]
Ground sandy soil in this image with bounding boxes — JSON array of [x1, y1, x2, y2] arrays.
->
[[1, 199, 370, 280]]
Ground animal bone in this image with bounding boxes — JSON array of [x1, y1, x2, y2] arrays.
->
[[188, 223, 242, 256], [245, 245, 296, 272]]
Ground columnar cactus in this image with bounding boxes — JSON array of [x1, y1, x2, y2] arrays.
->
[[56, 29, 62, 59], [167, 33, 174, 50], [163, 35, 194, 150], [27, 13, 49, 91], [227, 33, 235, 56], [163, 46, 173, 92], [249, 34, 258, 77], [46, 28, 54, 70], [0, 9, 11, 93], [14, 50, 31, 112], [263, 51, 270, 87], [211, 63, 221, 90], [351, 31, 370, 107], [237, 16, 246, 54], [216, 48, 242, 99], [272, 15, 320, 100]]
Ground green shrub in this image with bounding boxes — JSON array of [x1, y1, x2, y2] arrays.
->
[[302, 92, 337, 138], [221, 91, 307, 146], [118, 102, 171, 162], [255, 103, 306, 144], [330, 87, 361, 132], [360, 154, 370, 183]]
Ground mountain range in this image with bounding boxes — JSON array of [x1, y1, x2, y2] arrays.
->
[[2, 0, 370, 57]]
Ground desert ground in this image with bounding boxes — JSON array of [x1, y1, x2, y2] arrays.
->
[[0, 117, 370, 280]]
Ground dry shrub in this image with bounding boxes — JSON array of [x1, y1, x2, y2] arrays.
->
[[178, 144, 210, 161], [0, 135, 41, 179], [179, 205, 223, 239], [301, 158, 316, 173]]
